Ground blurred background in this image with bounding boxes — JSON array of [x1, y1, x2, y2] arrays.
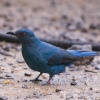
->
[[0, 0, 100, 42]]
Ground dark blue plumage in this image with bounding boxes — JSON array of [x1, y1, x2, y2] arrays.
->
[[7, 28, 98, 84]]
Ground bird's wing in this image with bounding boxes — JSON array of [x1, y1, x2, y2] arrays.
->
[[47, 49, 76, 65]]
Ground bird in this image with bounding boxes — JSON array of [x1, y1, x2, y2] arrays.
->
[[7, 28, 98, 84]]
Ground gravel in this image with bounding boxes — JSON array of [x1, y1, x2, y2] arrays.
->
[[0, 0, 100, 100]]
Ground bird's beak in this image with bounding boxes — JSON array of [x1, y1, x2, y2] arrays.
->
[[6, 32, 16, 36]]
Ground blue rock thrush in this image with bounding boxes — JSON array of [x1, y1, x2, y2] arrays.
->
[[7, 28, 98, 84]]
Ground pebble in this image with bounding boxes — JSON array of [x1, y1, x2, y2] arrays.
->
[[22, 84, 28, 89], [17, 80, 20, 83], [70, 78, 77, 86], [69, 44, 92, 51], [55, 89, 61, 92], [69, 68, 76, 71], [61, 14, 68, 19], [80, 26, 88, 32], [91, 32, 98, 36], [71, 81, 77, 86], [89, 24, 98, 29], [23, 80, 28, 82], [33, 92, 40, 98], [5, 73, 11, 77], [89, 87, 93, 90], [66, 94, 73, 100], [50, 0, 56, 7], [33, 27, 40, 31], [0, 96, 8, 100], [41, 75, 47, 79], [4, 1, 11, 7], [24, 72, 31, 76], [67, 25, 77, 31], [17, 58, 24, 63], [95, 65, 100, 70]]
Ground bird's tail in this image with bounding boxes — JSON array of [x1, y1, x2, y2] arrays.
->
[[67, 50, 98, 57], [67, 50, 98, 65]]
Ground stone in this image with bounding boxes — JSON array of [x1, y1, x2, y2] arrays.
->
[[24, 72, 31, 76], [69, 44, 92, 51], [95, 65, 100, 70], [55, 89, 61, 92], [0, 96, 8, 100]]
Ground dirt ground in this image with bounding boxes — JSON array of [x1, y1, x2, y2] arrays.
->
[[0, 0, 100, 100]]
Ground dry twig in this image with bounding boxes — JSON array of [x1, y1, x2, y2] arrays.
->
[[0, 33, 100, 51]]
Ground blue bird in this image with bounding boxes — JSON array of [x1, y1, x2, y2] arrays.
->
[[7, 28, 98, 84]]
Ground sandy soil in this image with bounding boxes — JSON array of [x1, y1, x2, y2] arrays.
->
[[0, 0, 100, 100]]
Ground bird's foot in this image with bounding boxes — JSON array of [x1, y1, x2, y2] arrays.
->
[[47, 80, 50, 84], [47, 75, 53, 84]]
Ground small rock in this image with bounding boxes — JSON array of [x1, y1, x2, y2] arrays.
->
[[6, 73, 11, 77], [22, 84, 28, 89], [69, 44, 92, 51], [69, 68, 76, 71], [89, 24, 98, 29], [61, 14, 68, 19], [69, 64, 75, 71], [51, 16, 58, 22], [8, 63, 13, 65], [78, 96, 85, 99], [81, 15, 85, 21], [70, 64, 75, 68], [12, 65, 16, 68], [67, 25, 77, 31], [4, 1, 11, 7], [70, 77, 77, 86], [33, 92, 38, 96], [24, 72, 31, 76], [43, 91, 50, 96], [0, 96, 8, 100], [33, 27, 40, 31], [33, 92, 40, 98], [79, 23, 89, 32], [80, 26, 88, 32], [23, 80, 28, 82], [41, 75, 47, 79], [71, 80, 77, 86], [92, 32, 98, 36], [0, 64, 3, 67], [66, 94, 73, 100], [17, 58, 24, 63], [11, 68, 14, 73], [3, 47, 10, 51], [55, 89, 61, 92], [89, 87, 93, 90], [51, 0, 56, 7], [95, 65, 100, 70]]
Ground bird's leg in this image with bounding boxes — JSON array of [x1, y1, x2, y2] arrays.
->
[[32, 73, 42, 82], [47, 75, 53, 84]]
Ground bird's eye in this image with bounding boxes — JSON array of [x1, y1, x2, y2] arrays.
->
[[20, 33, 26, 36]]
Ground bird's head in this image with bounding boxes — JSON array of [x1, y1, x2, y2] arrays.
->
[[7, 28, 39, 45]]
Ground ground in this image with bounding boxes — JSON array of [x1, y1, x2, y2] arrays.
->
[[0, 0, 100, 100]]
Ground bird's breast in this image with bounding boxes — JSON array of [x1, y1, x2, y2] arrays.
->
[[22, 46, 66, 74], [22, 46, 46, 71]]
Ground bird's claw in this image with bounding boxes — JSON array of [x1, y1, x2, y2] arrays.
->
[[47, 80, 51, 84]]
